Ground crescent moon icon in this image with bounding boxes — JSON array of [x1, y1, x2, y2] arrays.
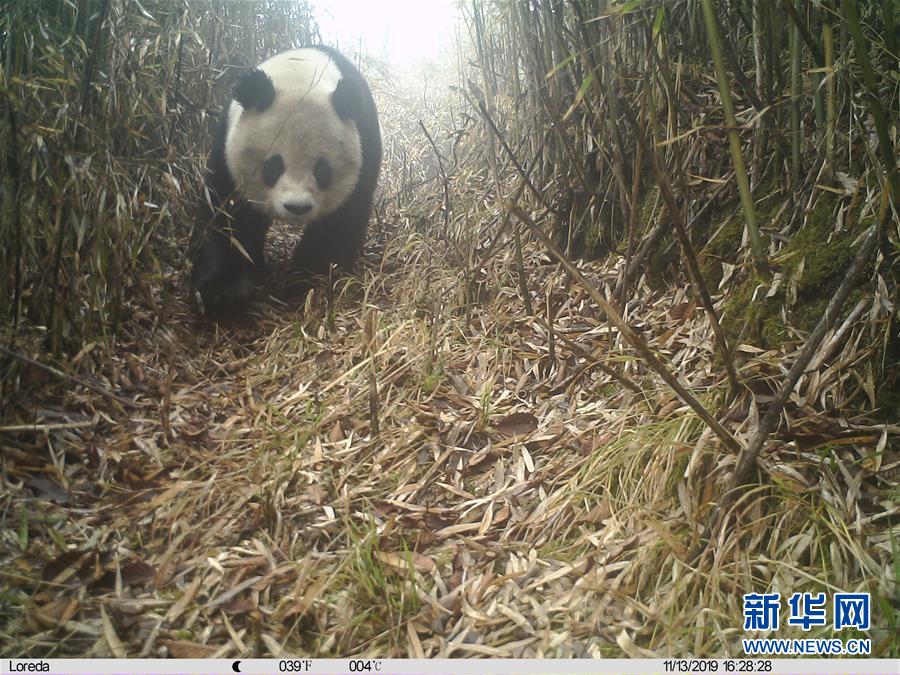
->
[[232, 660, 242, 673]]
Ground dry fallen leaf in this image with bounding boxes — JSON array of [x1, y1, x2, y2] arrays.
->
[[494, 412, 538, 435], [101, 604, 126, 658], [161, 640, 219, 658], [375, 550, 436, 573]]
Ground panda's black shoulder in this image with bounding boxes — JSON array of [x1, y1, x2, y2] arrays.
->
[[308, 45, 362, 82], [207, 104, 235, 202], [309, 45, 382, 192]]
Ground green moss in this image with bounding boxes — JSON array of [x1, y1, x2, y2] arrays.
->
[[874, 350, 900, 422], [720, 279, 780, 347], [717, 192, 870, 349], [699, 212, 743, 288], [537, 538, 591, 563], [785, 196, 853, 303], [591, 382, 620, 399], [421, 362, 444, 394], [760, 313, 787, 345], [699, 177, 785, 290], [614, 185, 659, 255]]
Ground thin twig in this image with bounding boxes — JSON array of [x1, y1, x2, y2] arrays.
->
[[470, 94, 561, 218], [0, 345, 139, 409], [620, 98, 742, 394], [507, 203, 741, 454], [0, 417, 98, 433], [4, 84, 23, 328], [692, 212, 883, 561], [365, 309, 379, 436], [418, 120, 452, 232]]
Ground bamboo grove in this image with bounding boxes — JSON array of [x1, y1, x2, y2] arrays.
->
[[0, 1, 320, 358], [458, 0, 898, 417]]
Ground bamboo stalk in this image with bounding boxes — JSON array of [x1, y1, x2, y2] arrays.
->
[[620, 101, 742, 394], [790, 22, 802, 191], [418, 120, 452, 232], [508, 203, 742, 454], [782, 0, 825, 65], [782, 2, 826, 129], [699, 0, 767, 275], [4, 87, 22, 328], [841, 0, 900, 207], [514, 230, 533, 316], [823, 3, 836, 174], [618, 131, 643, 306], [751, 0, 767, 185]]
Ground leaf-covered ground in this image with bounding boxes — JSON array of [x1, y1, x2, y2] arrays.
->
[[1, 66, 897, 659]]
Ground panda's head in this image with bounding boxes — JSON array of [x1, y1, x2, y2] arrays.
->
[[224, 49, 364, 224]]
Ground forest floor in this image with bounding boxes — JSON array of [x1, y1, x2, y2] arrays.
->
[[2, 78, 897, 659]]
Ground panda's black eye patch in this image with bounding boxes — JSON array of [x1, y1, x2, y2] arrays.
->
[[261, 154, 284, 187], [314, 157, 333, 190]]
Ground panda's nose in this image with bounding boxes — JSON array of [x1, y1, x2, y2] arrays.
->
[[284, 201, 312, 216]]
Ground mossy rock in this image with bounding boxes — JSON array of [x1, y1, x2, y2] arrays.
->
[[716, 189, 876, 350], [699, 177, 782, 289], [646, 235, 680, 288], [614, 185, 660, 255], [720, 280, 783, 347]]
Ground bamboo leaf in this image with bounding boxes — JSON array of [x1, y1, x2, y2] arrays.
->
[[545, 53, 577, 80], [18, 506, 28, 552], [652, 6, 665, 40], [563, 71, 594, 120]]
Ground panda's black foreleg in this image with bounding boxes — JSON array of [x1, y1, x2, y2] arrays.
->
[[230, 202, 270, 270], [192, 230, 254, 311], [290, 206, 368, 278], [191, 203, 271, 312]]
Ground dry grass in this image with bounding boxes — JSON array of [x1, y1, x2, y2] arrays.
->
[[2, 116, 897, 656]]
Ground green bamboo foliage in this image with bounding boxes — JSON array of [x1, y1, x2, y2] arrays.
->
[[454, 0, 897, 412], [458, 0, 895, 274]]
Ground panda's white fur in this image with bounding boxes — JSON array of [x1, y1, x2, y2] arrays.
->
[[224, 48, 363, 225]]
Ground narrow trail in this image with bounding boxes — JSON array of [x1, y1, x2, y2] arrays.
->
[[4, 62, 894, 660], [5, 164, 729, 655]]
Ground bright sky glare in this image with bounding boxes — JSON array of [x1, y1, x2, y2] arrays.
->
[[313, 0, 460, 67]]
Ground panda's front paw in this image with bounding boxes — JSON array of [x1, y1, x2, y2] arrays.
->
[[193, 268, 255, 314], [192, 235, 258, 313], [195, 274, 254, 313]]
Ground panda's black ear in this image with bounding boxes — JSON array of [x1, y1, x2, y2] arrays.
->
[[331, 78, 361, 121], [233, 69, 275, 111]]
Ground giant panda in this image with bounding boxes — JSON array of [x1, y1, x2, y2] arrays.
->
[[191, 46, 382, 312]]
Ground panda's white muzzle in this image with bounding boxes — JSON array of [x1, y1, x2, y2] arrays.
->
[[273, 187, 317, 222]]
